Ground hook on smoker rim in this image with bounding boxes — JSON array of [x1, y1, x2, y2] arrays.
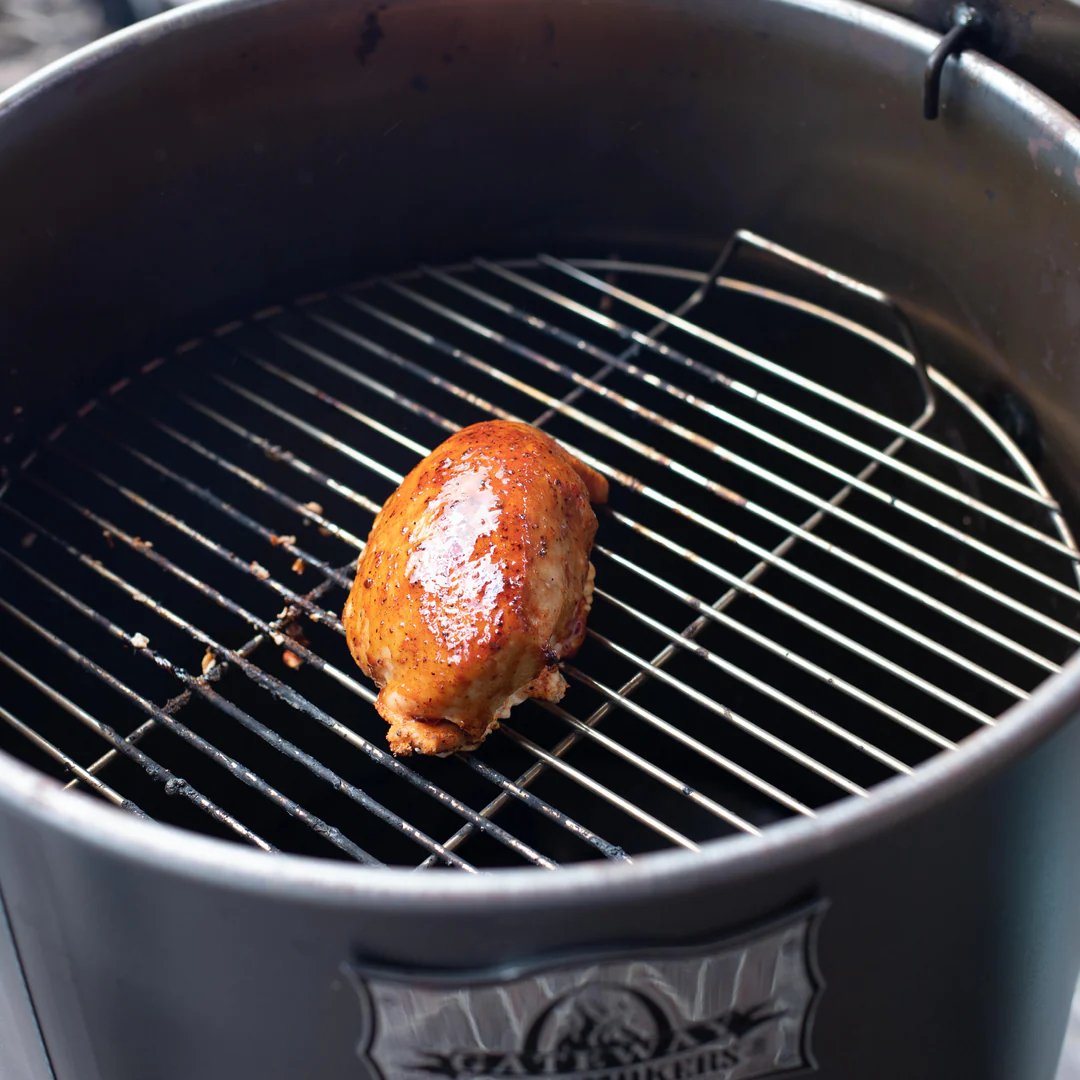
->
[[924, 4, 984, 121]]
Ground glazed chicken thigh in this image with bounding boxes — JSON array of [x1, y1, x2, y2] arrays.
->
[[343, 420, 608, 755]]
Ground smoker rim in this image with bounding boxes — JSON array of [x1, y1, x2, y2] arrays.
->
[[2, 0, 1080, 906]]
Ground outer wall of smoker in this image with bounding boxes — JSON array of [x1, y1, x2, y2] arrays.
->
[[1, 709, 1079, 1080], [3, 1, 1080, 1079]]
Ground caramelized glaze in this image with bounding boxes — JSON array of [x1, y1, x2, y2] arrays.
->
[[343, 420, 608, 755]]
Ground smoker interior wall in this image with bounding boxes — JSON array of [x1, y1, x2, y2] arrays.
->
[[1, 0, 1080, 507]]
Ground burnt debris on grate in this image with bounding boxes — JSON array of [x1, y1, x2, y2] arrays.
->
[[1, 250, 1078, 869]]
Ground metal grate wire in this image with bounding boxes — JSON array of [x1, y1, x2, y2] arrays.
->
[[2, 235, 1078, 869]]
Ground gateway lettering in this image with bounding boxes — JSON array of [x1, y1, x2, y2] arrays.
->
[[350, 902, 824, 1080], [412, 1002, 779, 1080], [416, 1046, 742, 1080]]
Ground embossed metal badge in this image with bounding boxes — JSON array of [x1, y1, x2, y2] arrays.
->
[[346, 901, 825, 1080]]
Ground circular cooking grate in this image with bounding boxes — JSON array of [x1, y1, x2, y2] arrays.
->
[[2, 241, 1079, 869]]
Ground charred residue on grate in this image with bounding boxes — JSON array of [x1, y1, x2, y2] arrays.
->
[[2, 247, 1078, 868]]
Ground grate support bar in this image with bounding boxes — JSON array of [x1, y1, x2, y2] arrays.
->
[[339, 295, 1077, 662], [539, 255, 1060, 510], [419, 265, 1077, 585]]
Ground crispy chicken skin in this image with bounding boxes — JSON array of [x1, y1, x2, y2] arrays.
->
[[343, 420, 608, 755]]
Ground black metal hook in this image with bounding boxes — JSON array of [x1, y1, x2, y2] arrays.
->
[[695, 230, 935, 413], [924, 5, 983, 120]]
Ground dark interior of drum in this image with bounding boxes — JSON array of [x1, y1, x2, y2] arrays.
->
[[3, 242, 1078, 869]]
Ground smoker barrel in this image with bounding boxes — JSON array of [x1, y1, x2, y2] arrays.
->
[[3, 1, 1080, 1079]]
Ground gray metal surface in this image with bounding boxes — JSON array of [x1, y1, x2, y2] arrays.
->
[[0, 888, 54, 1080]]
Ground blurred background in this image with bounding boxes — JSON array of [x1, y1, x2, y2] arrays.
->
[[0, 0, 184, 89]]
